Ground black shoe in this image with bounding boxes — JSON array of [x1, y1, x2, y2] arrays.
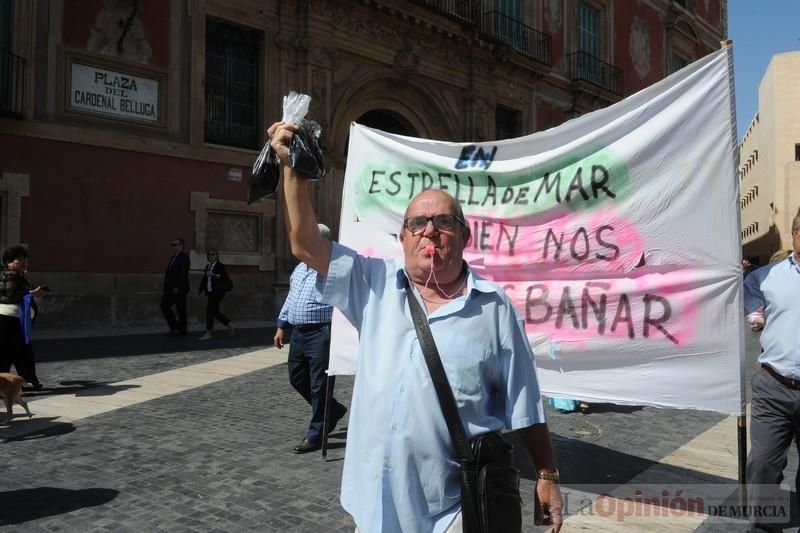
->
[[327, 404, 348, 435], [292, 438, 321, 454], [165, 330, 178, 336]]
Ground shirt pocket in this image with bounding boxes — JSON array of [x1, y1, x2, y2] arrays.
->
[[435, 332, 494, 398]]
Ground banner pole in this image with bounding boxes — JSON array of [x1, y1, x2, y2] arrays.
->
[[722, 35, 747, 510], [321, 374, 334, 458], [738, 415, 747, 508]]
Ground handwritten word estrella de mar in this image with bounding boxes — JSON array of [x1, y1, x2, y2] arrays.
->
[[367, 165, 616, 208]]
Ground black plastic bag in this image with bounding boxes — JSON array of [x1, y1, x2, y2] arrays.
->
[[289, 118, 327, 181], [247, 142, 281, 204], [247, 92, 326, 204]]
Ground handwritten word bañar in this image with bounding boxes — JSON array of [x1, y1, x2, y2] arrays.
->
[[521, 282, 678, 344]]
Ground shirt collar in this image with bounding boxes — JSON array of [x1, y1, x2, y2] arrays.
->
[[789, 253, 800, 273], [394, 261, 497, 296]]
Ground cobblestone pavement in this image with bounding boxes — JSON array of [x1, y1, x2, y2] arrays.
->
[[1, 327, 792, 531]]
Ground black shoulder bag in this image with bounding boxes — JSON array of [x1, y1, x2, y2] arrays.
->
[[404, 284, 522, 533]]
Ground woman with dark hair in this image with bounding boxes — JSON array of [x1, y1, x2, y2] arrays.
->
[[0, 245, 46, 389], [197, 249, 235, 340]]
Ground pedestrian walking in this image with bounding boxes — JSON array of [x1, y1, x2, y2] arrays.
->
[[161, 238, 190, 336], [274, 223, 347, 454], [0, 245, 47, 389], [744, 211, 800, 532], [198, 249, 235, 340]]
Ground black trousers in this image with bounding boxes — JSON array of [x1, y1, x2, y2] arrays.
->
[[161, 290, 187, 333], [0, 314, 38, 384], [205, 291, 230, 330], [747, 368, 799, 532]]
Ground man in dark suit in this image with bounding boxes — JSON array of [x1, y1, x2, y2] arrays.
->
[[162, 238, 190, 336]]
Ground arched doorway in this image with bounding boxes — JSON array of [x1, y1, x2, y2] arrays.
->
[[355, 109, 418, 136], [344, 109, 419, 159]]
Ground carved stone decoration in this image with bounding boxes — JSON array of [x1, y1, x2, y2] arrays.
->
[[394, 44, 420, 73], [629, 17, 651, 80], [206, 213, 260, 253], [308, 46, 338, 69], [309, 68, 329, 128], [87, 0, 152, 64], [545, 0, 562, 32], [412, 32, 468, 70], [350, 16, 401, 48], [190, 192, 276, 271], [312, 0, 336, 17], [445, 48, 467, 69], [327, 3, 351, 28], [467, 94, 491, 141]]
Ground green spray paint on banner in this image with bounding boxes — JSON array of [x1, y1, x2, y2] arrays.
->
[[352, 147, 632, 219]]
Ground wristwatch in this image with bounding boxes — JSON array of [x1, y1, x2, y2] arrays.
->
[[537, 468, 560, 482]]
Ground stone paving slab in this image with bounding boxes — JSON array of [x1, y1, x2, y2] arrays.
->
[[1, 349, 285, 442], [3, 364, 355, 531]]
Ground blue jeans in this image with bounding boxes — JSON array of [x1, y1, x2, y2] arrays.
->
[[287, 324, 343, 442]]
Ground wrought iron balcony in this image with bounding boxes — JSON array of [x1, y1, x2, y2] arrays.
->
[[418, 0, 481, 27], [0, 48, 25, 118], [568, 51, 623, 95], [482, 11, 551, 66]]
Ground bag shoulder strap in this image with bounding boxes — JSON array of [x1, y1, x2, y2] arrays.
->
[[404, 283, 475, 465]]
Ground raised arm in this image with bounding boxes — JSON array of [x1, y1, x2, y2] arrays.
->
[[268, 121, 332, 276]]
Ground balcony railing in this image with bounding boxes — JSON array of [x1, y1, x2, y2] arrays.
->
[[0, 48, 25, 118], [418, 0, 481, 27], [482, 11, 551, 66], [568, 51, 623, 95]]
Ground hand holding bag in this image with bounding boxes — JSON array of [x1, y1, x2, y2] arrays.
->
[[404, 283, 522, 533]]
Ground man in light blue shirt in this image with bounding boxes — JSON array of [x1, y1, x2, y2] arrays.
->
[[743, 212, 800, 532], [269, 121, 563, 533]]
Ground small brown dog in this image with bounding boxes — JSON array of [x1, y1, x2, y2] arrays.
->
[[0, 372, 33, 424]]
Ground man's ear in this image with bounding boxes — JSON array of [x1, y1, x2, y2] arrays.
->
[[462, 224, 472, 248]]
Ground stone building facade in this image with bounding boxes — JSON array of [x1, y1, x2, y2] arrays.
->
[[739, 51, 800, 265], [0, 0, 727, 332]]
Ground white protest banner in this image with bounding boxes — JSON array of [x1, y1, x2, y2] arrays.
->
[[328, 46, 744, 416]]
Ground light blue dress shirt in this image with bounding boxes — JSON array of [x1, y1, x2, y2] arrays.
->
[[319, 242, 546, 533], [744, 254, 800, 379]]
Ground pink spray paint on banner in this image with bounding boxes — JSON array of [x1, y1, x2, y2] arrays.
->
[[497, 271, 702, 347], [460, 207, 701, 348], [463, 205, 645, 277]]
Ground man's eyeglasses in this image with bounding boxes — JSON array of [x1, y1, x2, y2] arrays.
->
[[403, 214, 465, 234]]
